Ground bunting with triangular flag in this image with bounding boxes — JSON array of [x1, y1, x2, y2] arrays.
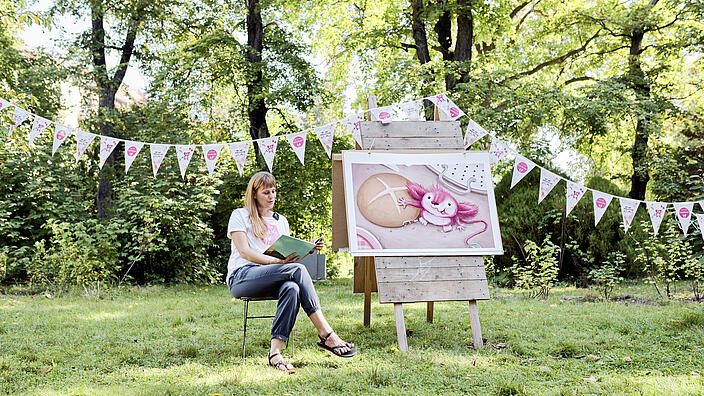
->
[[75, 130, 96, 161], [619, 198, 640, 232], [285, 132, 307, 165], [673, 202, 694, 236], [343, 113, 364, 147], [510, 155, 536, 188], [370, 106, 394, 124], [257, 137, 278, 172], [228, 141, 251, 176], [98, 137, 119, 169], [175, 145, 196, 179], [488, 138, 510, 164], [645, 202, 667, 235], [124, 141, 145, 173], [565, 181, 587, 216], [28, 116, 51, 145], [10, 106, 31, 134], [592, 191, 613, 226], [399, 100, 423, 121], [464, 119, 489, 149], [314, 124, 335, 158], [203, 144, 223, 177], [52, 124, 71, 155], [539, 169, 561, 204], [149, 144, 170, 177]]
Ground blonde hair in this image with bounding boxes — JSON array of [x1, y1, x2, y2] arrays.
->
[[244, 171, 277, 239]]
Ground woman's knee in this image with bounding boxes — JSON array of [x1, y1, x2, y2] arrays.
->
[[279, 281, 300, 297]]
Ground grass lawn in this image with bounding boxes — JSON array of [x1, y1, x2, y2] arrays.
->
[[1, 279, 703, 395]]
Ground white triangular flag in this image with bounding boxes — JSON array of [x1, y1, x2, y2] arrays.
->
[[429, 93, 465, 120], [510, 155, 536, 188], [175, 145, 196, 179], [370, 106, 394, 124], [645, 202, 668, 235], [673, 202, 694, 236], [124, 141, 145, 173], [566, 181, 587, 216], [202, 143, 224, 177], [538, 168, 561, 204], [696, 214, 704, 241], [75, 130, 96, 161], [228, 141, 251, 176], [488, 138, 510, 164], [98, 137, 119, 169], [0, 97, 10, 111], [257, 137, 278, 172], [464, 119, 489, 149], [28, 116, 51, 145], [150, 144, 170, 177], [343, 113, 364, 146], [699, 201, 704, 212], [285, 132, 307, 165], [398, 100, 423, 121], [592, 191, 613, 226], [10, 107, 31, 133], [619, 198, 640, 232], [52, 124, 72, 155], [314, 124, 335, 158]]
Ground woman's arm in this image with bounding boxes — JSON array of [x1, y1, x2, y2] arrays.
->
[[231, 231, 298, 265]]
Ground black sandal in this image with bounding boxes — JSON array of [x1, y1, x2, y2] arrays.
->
[[317, 331, 357, 358], [268, 352, 295, 374]]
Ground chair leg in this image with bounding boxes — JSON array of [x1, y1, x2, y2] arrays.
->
[[242, 300, 249, 359]]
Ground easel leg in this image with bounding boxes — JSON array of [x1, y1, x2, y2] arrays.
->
[[393, 303, 408, 352], [468, 300, 483, 349], [363, 259, 372, 327], [426, 302, 434, 323]]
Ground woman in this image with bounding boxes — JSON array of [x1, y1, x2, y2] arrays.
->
[[227, 171, 356, 373]]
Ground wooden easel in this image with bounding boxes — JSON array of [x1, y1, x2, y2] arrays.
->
[[349, 97, 489, 351]]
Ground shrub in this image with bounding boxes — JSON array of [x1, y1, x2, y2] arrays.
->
[[510, 235, 560, 298], [588, 251, 625, 300]]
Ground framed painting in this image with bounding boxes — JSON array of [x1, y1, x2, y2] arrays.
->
[[342, 151, 503, 256]]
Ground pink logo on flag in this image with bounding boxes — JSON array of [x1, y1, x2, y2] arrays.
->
[[265, 144, 275, 153], [293, 136, 304, 148], [435, 94, 446, 103], [127, 146, 137, 156], [449, 107, 460, 118], [379, 111, 391, 120], [57, 130, 66, 140], [596, 198, 607, 209], [517, 162, 528, 173], [182, 151, 191, 160], [207, 149, 217, 160], [679, 208, 690, 218], [655, 209, 663, 217]]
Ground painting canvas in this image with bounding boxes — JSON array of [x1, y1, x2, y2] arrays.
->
[[342, 151, 503, 256]]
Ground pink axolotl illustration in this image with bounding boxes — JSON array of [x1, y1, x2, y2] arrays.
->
[[398, 181, 488, 245]]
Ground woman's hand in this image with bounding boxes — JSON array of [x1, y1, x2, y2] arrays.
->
[[278, 252, 299, 264], [313, 237, 324, 251]]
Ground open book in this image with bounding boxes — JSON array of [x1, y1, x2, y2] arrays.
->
[[264, 235, 317, 260]]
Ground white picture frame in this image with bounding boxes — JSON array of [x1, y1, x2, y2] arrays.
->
[[342, 150, 503, 256]]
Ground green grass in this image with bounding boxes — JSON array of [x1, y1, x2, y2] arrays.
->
[[1, 280, 703, 395]]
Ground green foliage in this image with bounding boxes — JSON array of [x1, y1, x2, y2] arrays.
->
[[634, 218, 701, 299], [28, 219, 122, 288], [510, 235, 560, 298], [588, 251, 625, 300]]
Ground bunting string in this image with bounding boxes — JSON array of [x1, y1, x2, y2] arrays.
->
[[1, 92, 702, 239]]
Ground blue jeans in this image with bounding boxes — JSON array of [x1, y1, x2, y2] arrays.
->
[[228, 263, 321, 342]]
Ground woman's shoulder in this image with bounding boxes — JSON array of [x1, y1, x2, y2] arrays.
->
[[230, 207, 250, 221]]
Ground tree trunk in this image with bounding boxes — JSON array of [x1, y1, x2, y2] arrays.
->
[[92, 1, 140, 219], [627, 27, 651, 200], [410, 0, 431, 65], [245, 0, 269, 166], [454, 0, 473, 84], [433, 7, 454, 91]]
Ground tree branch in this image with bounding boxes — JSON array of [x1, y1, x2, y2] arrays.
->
[[111, 17, 140, 90], [564, 76, 597, 85], [506, 29, 601, 81]]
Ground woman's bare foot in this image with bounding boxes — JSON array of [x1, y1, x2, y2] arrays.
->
[[268, 352, 295, 373], [319, 331, 355, 355]]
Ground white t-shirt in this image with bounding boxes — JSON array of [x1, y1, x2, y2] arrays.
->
[[226, 207, 290, 280]]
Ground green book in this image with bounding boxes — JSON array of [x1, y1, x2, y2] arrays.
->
[[264, 235, 316, 261]]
